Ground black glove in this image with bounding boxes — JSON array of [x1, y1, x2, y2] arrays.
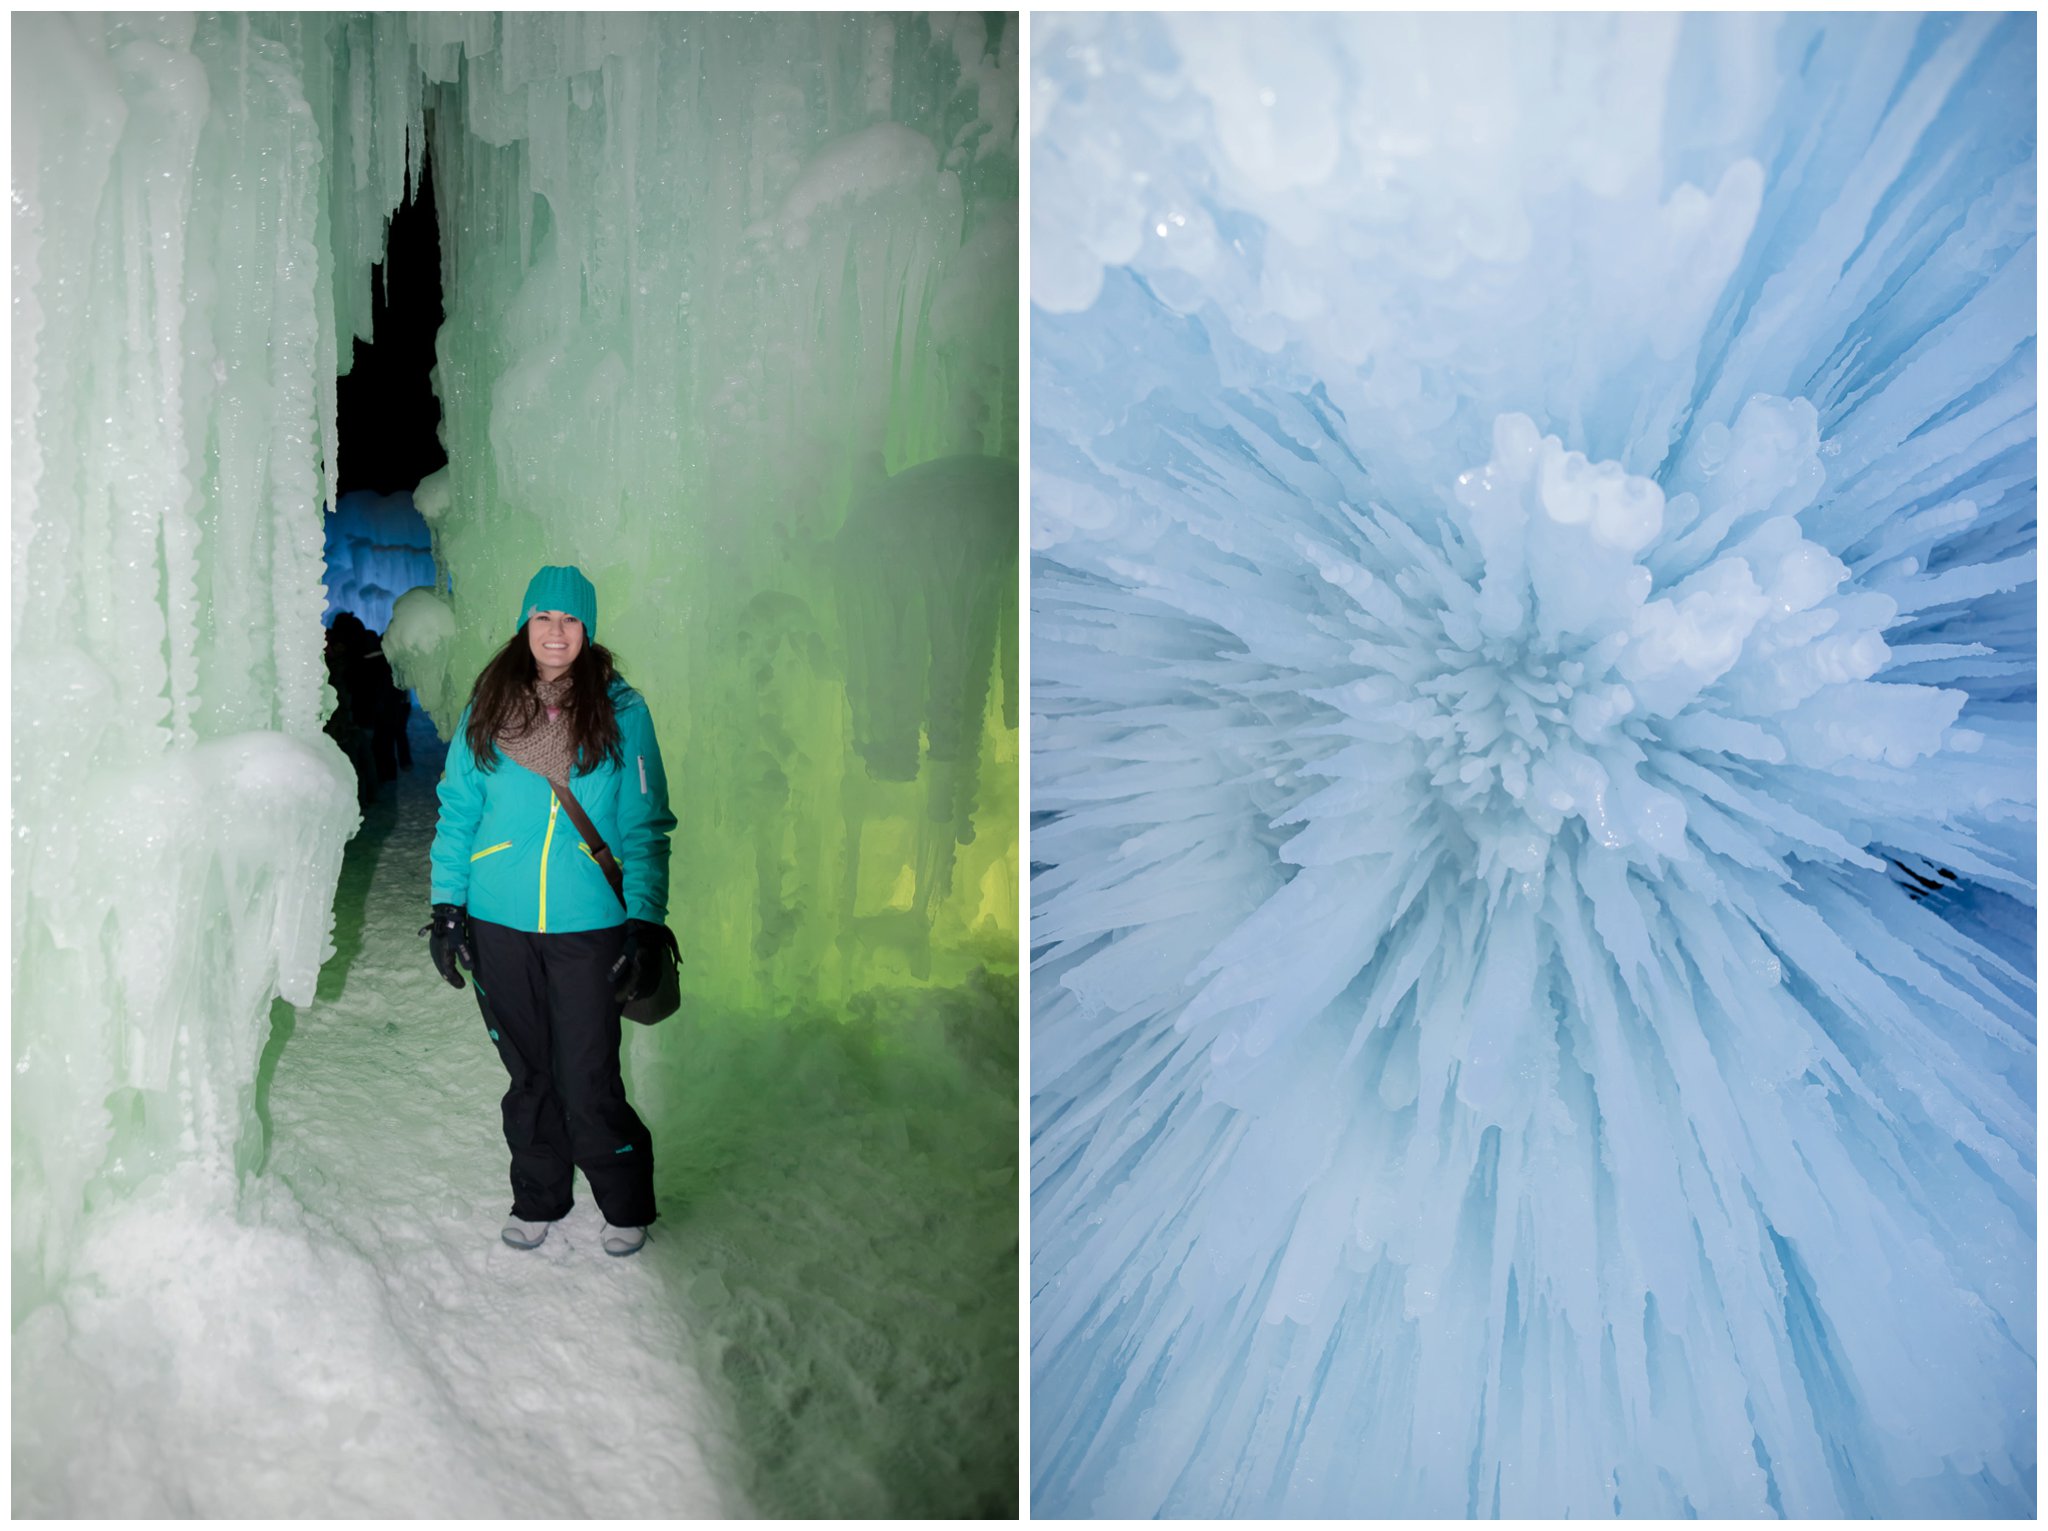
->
[[611, 918, 669, 1004], [419, 903, 475, 989]]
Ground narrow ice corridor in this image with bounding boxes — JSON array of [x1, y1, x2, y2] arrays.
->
[[19, 713, 1016, 1516], [253, 718, 743, 1516], [18, 721, 741, 1516], [14, 15, 1018, 1515]]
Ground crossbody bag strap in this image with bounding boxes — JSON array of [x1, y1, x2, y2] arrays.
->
[[547, 775, 627, 909]]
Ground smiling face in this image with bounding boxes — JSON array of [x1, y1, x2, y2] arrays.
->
[[526, 610, 586, 683]]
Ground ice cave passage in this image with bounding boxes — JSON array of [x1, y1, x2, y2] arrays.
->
[[13, 13, 1020, 1516]]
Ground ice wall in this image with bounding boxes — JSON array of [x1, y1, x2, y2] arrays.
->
[[323, 488, 437, 635], [1032, 12, 2033, 1519], [377, 12, 1022, 1004], [11, 13, 372, 1318]]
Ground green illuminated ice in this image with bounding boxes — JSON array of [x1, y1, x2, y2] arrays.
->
[[388, 11, 1020, 1004], [14, 10, 362, 1319], [13, 12, 1017, 1513]]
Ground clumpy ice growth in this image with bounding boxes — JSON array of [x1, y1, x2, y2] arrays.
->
[[1032, 11, 2033, 1520], [381, 585, 461, 729], [1341, 402, 1958, 891]]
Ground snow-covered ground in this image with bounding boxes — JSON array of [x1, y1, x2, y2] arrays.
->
[[16, 715, 1018, 1517]]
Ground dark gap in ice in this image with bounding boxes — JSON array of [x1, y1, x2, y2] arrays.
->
[[337, 146, 446, 499], [1746, 1414, 1787, 1518]]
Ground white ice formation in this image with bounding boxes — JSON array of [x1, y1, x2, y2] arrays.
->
[[1031, 12, 2034, 1518], [381, 585, 462, 727], [14, 14, 366, 1321]]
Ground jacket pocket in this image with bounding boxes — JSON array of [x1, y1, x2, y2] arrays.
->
[[470, 841, 514, 862]]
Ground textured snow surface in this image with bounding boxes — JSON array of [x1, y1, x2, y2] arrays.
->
[[15, 723, 1017, 1516], [1031, 12, 2034, 1519]]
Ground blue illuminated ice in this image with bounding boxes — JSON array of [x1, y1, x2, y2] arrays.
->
[[1031, 12, 2034, 1519], [322, 489, 437, 636]]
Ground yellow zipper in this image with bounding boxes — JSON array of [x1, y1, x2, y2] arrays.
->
[[470, 841, 513, 862], [540, 798, 558, 931], [577, 840, 602, 866]]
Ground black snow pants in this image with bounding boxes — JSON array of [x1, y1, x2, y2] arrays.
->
[[469, 917, 657, 1228]]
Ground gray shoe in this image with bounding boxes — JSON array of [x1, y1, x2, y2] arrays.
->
[[502, 1216, 555, 1250], [601, 1223, 646, 1258]]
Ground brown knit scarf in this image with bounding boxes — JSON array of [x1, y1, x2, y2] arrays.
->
[[497, 676, 577, 783]]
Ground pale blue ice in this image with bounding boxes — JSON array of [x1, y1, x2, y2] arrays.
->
[[1031, 12, 2035, 1518]]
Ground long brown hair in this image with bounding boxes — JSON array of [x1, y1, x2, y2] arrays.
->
[[464, 625, 626, 773]]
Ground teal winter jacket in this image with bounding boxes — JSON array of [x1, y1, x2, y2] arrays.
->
[[430, 680, 675, 932]]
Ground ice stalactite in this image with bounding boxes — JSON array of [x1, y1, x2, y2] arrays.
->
[[836, 455, 1020, 975], [382, 581, 461, 727], [12, 14, 366, 1318], [1031, 12, 2033, 1518]]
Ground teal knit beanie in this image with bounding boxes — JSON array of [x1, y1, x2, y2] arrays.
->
[[518, 565, 598, 641]]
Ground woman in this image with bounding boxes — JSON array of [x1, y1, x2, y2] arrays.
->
[[421, 565, 675, 1257]]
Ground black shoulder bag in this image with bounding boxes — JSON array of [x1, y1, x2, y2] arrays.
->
[[547, 776, 682, 1025]]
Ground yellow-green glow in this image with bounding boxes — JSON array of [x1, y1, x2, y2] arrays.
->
[[409, 15, 1020, 1011]]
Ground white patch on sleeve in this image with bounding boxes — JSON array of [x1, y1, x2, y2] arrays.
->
[[638, 754, 647, 794]]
